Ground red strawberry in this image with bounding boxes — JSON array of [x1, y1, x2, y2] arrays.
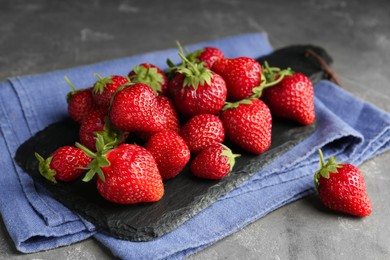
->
[[79, 109, 107, 151], [109, 83, 165, 133], [314, 149, 372, 217], [79, 109, 127, 152], [187, 47, 225, 69], [65, 76, 96, 124], [180, 114, 225, 154], [136, 95, 180, 141], [79, 136, 164, 204], [166, 72, 185, 99], [190, 143, 240, 180], [220, 99, 272, 154], [212, 57, 263, 101], [263, 72, 315, 125], [145, 131, 190, 179], [92, 74, 129, 109], [128, 63, 168, 95], [35, 146, 92, 183], [170, 49, 227, 117]]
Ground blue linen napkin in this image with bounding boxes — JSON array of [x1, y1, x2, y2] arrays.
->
[[0, 32, 389, 258]]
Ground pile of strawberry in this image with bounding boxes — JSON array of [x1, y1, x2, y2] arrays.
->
[[35, 44, 317, 205]]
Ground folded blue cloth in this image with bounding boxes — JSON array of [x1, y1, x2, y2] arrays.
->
[[0, 32, 389, 259]]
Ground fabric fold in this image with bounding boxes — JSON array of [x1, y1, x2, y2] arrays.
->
[[0, 32, 389, 258]]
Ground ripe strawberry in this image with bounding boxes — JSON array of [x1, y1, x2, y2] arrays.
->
[[220, 99, 272, 154], [79, 109, 107, 151], [187, 47, 225, 69], [65, 76, 96, 124], [136, 95, 180, 141], [92, 74, 129, 109], [145, 131, 190, 179], [190, 143, 240, 180], [170, 49, 227, 117], [314, 149, 372, 217], [128, 63, 168, 95], [212, 57, 263, 101], [263, 72, 315, 125], [79, 109, 127, 152], [180, 114, 225, 154], [109, 83, 165, 133], [78, 135, 164, 204], [35, 146, 92, 183]]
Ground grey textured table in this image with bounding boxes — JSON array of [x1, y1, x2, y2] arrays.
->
[[1, 0, 389, 259]]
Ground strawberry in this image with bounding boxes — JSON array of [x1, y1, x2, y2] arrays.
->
[[128, 63, 168, 95], [79, 109, 107, 151], [263, 71, 315, 125], [92, 74, 129, 109], [65, 76, 96, 124], [78, 135, 164, 204], [79, 108, 127, 151], [211, 57, 263, 101], [136, 95, 180, 141], [314, 149, 372, 217], [190, 143, 240, 180], [170, 48, 227, 117], [145, 131, 190, 179], [35, 146, 92, 183], [187, 46, 225, 69], [109, 83, 165, 133], [180, 114, 225, 154], [220, 99, 272, 154]]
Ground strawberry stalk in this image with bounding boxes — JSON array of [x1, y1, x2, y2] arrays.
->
[[222, 99, 254, 111], [251, 61, 294, 99], [64, 76, 80, 102]]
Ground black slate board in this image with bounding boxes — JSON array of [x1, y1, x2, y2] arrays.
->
[[15, 117, 316, 241], [14, 45, 330, 241]]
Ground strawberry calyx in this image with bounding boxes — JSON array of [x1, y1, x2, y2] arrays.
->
[[172, 42, 213, 90], [220, 144, 241, 171], [76, 133, 114, 183], [251, 61, 294, 99], [93, 73, 113, 94], [222, 98, 254, 111], [34, 153, 57, 183], [95, 117, 128, 148], [129, 64, 163, 95], [314, 149, 344, 190]]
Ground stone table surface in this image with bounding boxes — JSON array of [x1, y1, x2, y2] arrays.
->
[[0, 0, 389, 259]]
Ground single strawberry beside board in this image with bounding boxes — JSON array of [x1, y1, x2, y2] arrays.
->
[[180, 114, 225, 154], [145, 131, 190, 179], [314, 149, 372, 217], [190, 143, 240, 180], [78, 135, 164, 204], [263, 72, 315, 125], [220, 99, 272, 155], [35, 146, 92, 183]]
